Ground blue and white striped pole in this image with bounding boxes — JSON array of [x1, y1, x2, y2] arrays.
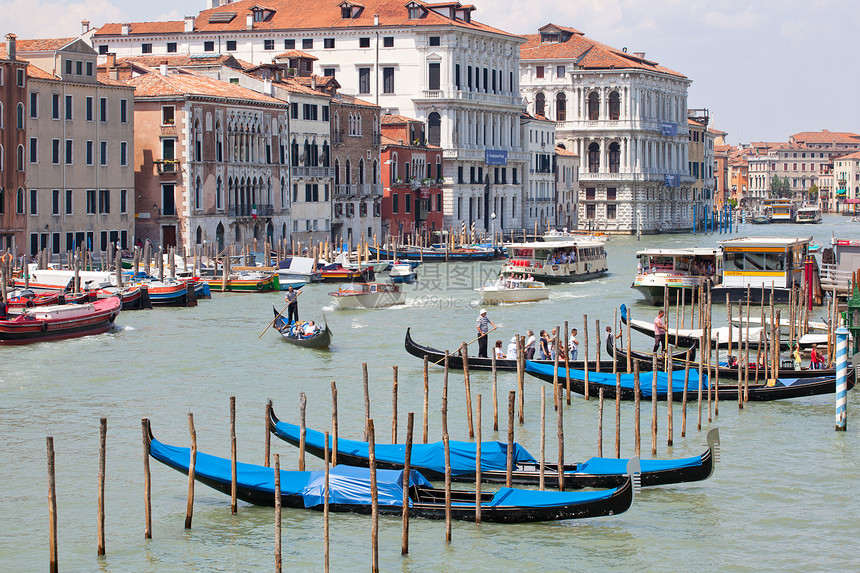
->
[[835, 326, 849, 431]]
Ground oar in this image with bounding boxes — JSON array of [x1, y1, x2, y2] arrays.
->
[[432, 326, 498, 365], [260, 304, 290, 339]]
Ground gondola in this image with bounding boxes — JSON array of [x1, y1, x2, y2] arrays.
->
[[272, 306, 332, 349], [269, 408, 717, 489], [146, 424, 637, 523], [621, 304, 779, 350], [405, 328, 620, 372], [524, 359, 852, 401], [605, 336, 696, 364]]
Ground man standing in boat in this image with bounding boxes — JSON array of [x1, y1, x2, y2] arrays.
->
[[284, 286, 302, 325], [653, 310, 667, 354], [476, 309, 496, 358]]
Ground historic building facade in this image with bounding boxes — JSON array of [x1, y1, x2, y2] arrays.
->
[[91, 0, 529, 234], [0, 35, 28, 253], [554, 146, 579, 230], [127, 68, 289, 253], [380, 113, 444, 236], [331, 92, 382, 244], [520, 112, 556, 230], [519, 24, 698, 233], [13, 37, 135, 255]]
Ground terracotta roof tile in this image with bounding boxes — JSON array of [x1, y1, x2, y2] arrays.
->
[[124, 70, 286, 104], [15, 38, 77, 52], [790, 130, 860, 145], [332, 92, 379, 108], [381, 113, 419, 124], [94, 0, 520, 39], [835, 151, 860, 160], [555, 146, 578, 157], [520, 27, 685, 79], [274, 50, 317, 61], [117, 54, 243, 69], [26, 64, 59, 80]]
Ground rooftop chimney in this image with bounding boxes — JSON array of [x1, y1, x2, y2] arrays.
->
[[81, 20, 91, 34], [246, 12, 254, 30], [633, 51, 645, 59], [5, 33, 16, 61], [263, 78, 273, 96], [311, 76, 316, 90], [373, 14, 379, 26], [106, 52, 118, 79], [121, 23, 130, 35], [160, 61, 168, 76], [184, 16, 195, 33]]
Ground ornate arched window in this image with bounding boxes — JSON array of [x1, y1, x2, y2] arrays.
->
[[609, 142, 620, 173], [534, 92, 545, 117], [427, 112, 441, 147], [588, 92, 600, 121], [588, 142, 600, 173], [609, 91, 620, 120], [556, 93, 566, 121]]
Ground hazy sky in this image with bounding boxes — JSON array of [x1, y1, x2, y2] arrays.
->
[[2, 0, 857, 145]]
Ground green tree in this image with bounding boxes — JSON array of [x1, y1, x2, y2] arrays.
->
[[808, 183, 819, 201]]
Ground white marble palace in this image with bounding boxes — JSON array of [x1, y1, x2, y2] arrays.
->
[[519, 24, 701, 233]]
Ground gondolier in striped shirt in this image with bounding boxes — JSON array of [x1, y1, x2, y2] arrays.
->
[[476, 308, 496, 358]]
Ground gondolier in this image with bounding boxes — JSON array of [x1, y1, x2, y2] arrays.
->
[[284, 286, 301, 324], [476, 308, 496, 358]]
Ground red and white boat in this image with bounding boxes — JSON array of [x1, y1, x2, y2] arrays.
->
[[0, 296, 121, 344]]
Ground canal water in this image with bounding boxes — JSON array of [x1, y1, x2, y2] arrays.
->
[[2, 215, 858, 571]]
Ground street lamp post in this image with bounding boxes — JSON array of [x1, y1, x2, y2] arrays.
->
[[491, 212, 496, 247], [636, 209, 641, 241]]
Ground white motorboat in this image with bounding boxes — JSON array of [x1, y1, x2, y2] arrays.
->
[[795, 206, 822, 224], [328, 283, 406, 309], [476, 276, 549, 304], [389, 263, 417, 284]]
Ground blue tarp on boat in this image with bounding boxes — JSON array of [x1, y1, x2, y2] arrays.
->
[[302, 465, 431, 508], [525, 361, 709, 396], [150, 438, 431, 508], [576, 455, 700, 475], [272, 421, 536, 476], [487, 486, 617, 508]]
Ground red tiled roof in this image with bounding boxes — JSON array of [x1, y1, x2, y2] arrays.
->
[[520, 26, 685, 79], [555, 146, 578, 157], [26, 64, 59, 80], [380, 134, 402, 146], [381, 113, 419, 124], [290, 74, 338, 89], [117, 55, 244, 69], [94, 0, 520, 39], [124, 70, 286, 104], [274, 50, 317, 61], [791, 130, 860, 145], [15, 38, 77, 52], [835, 151, 860, 161], [332, 93, 379, 108]]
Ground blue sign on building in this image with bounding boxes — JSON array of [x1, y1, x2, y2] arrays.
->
[[485, 149, 508, 166], [664, 174, 681, 188], [661, 121, 678, 137]]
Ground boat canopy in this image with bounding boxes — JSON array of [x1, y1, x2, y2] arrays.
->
[[487, 486, 617, 508]]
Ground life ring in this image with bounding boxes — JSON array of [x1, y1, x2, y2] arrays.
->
[[26, 299, 35, 308], [41, 322, 48, 332], [1, 253, 11, 263]]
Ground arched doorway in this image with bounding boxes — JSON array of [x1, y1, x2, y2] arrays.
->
[[427, 112, 441, 146], [216, 222, 225, 252]]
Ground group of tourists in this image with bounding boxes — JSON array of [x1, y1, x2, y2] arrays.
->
[[476, 308, 617, 362]]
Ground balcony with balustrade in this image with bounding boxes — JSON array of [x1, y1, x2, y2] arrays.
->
[[228, 204, 275, 218]]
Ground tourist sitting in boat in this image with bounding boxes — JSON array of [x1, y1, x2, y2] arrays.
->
[[302, 321, 318, 337], [506, 337, 518, 359], [494, 340, 505, 359]]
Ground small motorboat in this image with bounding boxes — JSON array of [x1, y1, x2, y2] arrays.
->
[[329, 283, 405, 309], [476, 276, 549, 304], [205, 271, 278, 292], [389, 263, 417, 284], [0, 296, 121, 344], [6, 289, 62, 309], [272, 306, 331, 349]]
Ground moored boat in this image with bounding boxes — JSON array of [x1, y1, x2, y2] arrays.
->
[[632, 248, 719, 305], [0, 296, 121, 344], [269, 408, 716, 489], [501, 240, 607, 283], [329, 282, 405, 309], [272, 306, 332, 349], [147, 424, 637, 523], [389, 263, 417, 284], [368, 244, 498, 262], [205, 271, 278, 292], [475, 276, 550, 304], [795, 205, 822, 224]]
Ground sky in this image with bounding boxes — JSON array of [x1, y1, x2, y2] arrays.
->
[[2, 0, 858, 145]]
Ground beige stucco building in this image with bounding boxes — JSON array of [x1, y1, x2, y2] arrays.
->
[[15, 38, 135, 255]]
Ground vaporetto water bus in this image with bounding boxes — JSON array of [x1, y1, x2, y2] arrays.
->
[[632, 247, 719, 305], [712, 236, 812, 304], [500, 239, 608, 283]]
